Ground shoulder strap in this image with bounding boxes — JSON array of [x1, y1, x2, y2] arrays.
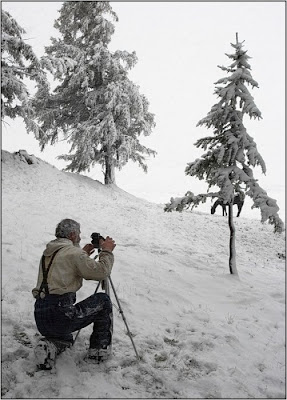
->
[[38, 248, 62, 297]]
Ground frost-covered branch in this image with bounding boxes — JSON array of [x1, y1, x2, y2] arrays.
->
[[164, 191, 220, 212], [1, 9, 48, 138]]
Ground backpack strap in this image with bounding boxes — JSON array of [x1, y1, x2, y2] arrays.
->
[[38, 248, 62, 298]]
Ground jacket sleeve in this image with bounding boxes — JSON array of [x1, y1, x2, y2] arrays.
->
[[75, 249, 114, 281]]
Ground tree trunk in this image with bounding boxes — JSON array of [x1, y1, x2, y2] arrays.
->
[[104, 154, 116, 185], [228, 202, 238, 275]]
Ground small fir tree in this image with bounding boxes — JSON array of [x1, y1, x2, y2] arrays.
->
[[1, 9, 47, 136], [32, 1, 156, 184], [165, 34, 284, 275]]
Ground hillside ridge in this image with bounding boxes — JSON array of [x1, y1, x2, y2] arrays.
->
[[2, 148, 285, 399]]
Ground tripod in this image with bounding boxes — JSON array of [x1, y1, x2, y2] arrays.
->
[[74, 254, 140, 361]]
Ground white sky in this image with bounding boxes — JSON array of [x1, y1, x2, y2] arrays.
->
[[1, 1, 285, 220]]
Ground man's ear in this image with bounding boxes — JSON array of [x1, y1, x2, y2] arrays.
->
[[68, 232, 76, 242]]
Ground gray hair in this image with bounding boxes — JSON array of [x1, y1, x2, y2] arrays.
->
[[55, 219, 80, 238]]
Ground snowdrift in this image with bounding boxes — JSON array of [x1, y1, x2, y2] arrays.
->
[[1, 149, 285, 398]]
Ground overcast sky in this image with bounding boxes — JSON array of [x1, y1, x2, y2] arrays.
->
[[2, 2, 285, 220]]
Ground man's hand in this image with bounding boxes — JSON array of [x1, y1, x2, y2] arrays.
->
[[82, 244, 95, 256], [100, 236, 116, 252]]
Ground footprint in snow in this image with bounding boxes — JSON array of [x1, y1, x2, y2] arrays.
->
[[269, 292, 285, 304], [182, 357, 218, 378]]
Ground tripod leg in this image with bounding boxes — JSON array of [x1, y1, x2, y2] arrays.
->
[[102, 278, 110, 296], [108, 277, 140, 361]]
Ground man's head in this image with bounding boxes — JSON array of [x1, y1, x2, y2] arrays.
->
[[55, 219, 81, 244]]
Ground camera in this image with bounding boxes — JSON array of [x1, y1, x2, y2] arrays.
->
[[91, 232, 105, 249]]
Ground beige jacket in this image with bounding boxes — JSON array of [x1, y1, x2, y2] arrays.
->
[[32, 238, 114, 298]]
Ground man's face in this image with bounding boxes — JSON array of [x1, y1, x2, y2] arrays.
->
[[76, 231, 81, 243], [75, 230, 81, 244]]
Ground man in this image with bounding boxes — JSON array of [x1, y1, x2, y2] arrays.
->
[[32, 218, 116, 370]]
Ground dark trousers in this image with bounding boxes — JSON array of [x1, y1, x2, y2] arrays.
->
[[34, 292, 113, 349]]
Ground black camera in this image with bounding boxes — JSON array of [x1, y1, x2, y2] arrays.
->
[[91, 232, 105, 248]]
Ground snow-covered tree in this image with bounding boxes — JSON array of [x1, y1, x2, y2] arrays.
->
[[32, 1, 156, 184], [165, 34, 284, 275], [1, 9, 47, 136]]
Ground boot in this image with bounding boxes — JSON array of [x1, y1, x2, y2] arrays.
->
[[87, 345, 112, 363], [34, 338, 57, 370], [34, 337, 72, 370]]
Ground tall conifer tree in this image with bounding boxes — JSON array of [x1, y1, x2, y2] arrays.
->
[[165, 34, 284, 275], [33, 1, 156, 184]]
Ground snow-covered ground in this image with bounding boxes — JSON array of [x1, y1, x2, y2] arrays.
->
[[1, 149, 285, 399]]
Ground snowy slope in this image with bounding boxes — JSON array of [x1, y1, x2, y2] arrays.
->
[[1, 149, 285, 399]]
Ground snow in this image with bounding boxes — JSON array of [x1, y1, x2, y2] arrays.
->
[[1, 149, 285, 399]]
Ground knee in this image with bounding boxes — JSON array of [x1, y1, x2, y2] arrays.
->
[[94, 292, 110, 301], [93, 293, 112, 311]]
